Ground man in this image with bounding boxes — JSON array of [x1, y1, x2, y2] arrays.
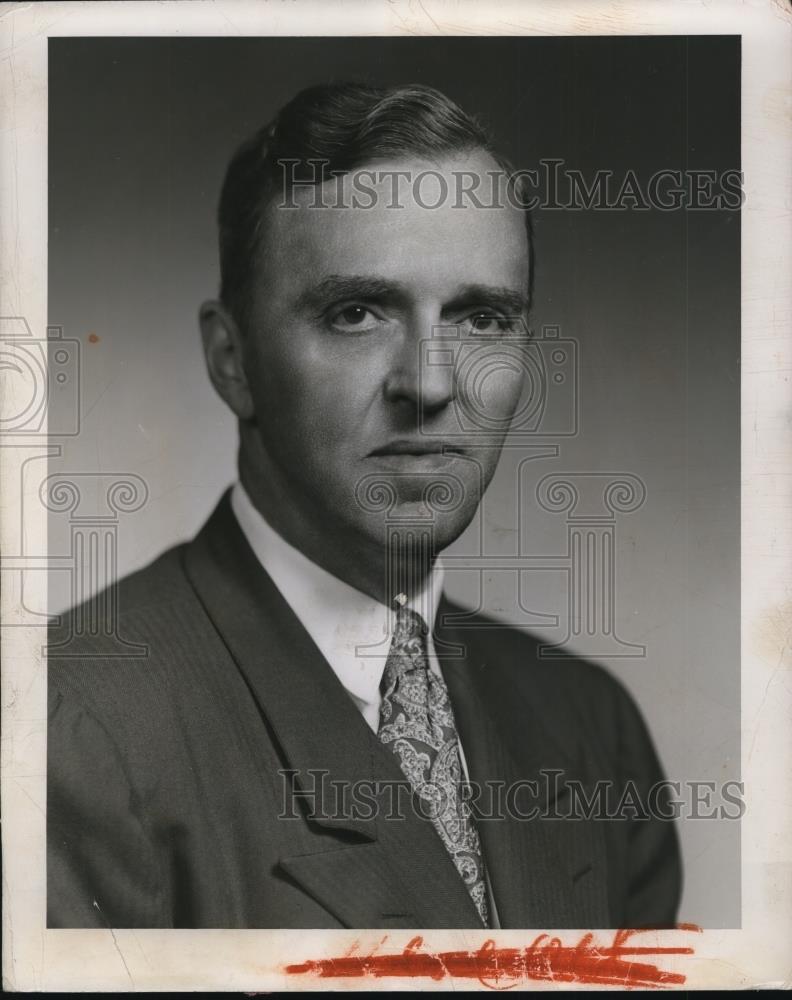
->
[[47, 82, 682, 929]]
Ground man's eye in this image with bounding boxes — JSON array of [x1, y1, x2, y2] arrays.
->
[[464, 313, 510, 336], [328, 305, 381, 332]]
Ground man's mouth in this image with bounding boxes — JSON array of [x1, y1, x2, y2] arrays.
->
[[369, 439, 465, 458]]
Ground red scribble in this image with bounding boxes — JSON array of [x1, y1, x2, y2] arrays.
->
[[285, 924, 701, 990]]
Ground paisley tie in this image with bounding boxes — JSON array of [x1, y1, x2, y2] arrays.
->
[[377, 604, 490, 927]]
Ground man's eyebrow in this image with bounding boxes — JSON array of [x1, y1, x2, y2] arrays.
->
[[440, 285, 530, 317], [294, 276, 530, 317], [295, 275, 409, 312]]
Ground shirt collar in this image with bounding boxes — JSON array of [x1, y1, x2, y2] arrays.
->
[[230, 481, 445, 709]]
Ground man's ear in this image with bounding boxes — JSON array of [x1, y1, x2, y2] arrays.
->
[[199, 300, 255, 420]]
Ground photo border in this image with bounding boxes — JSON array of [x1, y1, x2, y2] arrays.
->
[[2, 0, 790, 990]]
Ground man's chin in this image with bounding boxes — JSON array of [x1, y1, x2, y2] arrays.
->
[[356, 499, 479, 555]]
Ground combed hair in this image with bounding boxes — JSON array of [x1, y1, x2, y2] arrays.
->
[[218, 82, 533, 328]]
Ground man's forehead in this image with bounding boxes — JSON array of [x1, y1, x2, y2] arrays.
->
[[262, 150, 528, 281], [285, 149, 513, 210]]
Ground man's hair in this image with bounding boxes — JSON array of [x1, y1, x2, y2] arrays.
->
[[217, 81, 533, 329]]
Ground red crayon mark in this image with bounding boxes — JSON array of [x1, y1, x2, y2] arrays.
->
[[88, 333, 100, 344], [285, 925, 701, 990]]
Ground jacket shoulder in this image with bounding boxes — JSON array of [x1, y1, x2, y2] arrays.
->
[[63, 540, 190, 614], [444, 603, 630, 697], [443, 603, 660, 767], [47, 541, 220, 707]]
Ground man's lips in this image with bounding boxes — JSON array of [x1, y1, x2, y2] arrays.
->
[[368, 439, 465, 457]]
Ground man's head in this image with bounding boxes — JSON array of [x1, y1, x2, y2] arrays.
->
[[200, 82, 533, 596]]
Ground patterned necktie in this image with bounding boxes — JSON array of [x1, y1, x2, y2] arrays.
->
[[377, 604, 490, 928]]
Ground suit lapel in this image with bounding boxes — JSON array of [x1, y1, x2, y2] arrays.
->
[[435, 597, 610, 929], [182, 492, 481, 928]]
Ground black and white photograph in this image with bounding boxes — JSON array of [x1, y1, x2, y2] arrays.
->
[[1, 0, 790, 992]]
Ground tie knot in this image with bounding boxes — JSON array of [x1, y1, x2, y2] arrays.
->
[[392, 605, 429, 644], [381, 605, 431, 695]]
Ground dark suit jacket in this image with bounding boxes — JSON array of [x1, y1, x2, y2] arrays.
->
[[47, 489, 682, 929]]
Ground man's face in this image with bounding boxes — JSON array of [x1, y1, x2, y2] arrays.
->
[[242, 150, 530, 554]]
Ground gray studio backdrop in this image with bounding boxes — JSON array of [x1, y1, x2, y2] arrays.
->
[[46, 36, 740, 927]]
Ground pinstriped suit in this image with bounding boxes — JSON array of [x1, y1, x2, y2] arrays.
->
[[47, 489, 682, 928]]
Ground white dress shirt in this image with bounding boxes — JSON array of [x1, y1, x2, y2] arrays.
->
[[230, 481, 501, 927]]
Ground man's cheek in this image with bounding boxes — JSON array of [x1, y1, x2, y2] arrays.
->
[[489, 366, 525, 416], [290, 393, 359, 463], [455, 359, 524, 425]]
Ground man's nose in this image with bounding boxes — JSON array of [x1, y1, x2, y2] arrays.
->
[[383, 321, 457, 414]]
